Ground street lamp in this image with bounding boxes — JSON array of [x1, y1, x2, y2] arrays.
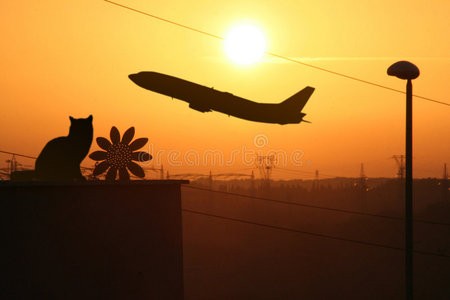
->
[[387, 60, 420, 300]]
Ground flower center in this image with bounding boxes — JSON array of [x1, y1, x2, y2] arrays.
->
[[106, 143, 132, 168]]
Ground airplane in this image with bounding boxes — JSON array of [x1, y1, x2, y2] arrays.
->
[[128, 71, 315, 125]]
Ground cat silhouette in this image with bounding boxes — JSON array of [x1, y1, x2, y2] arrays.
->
[[34, 115, 93, 181]]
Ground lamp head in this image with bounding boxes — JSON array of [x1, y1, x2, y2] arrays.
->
[[387, 61, 420, 80]]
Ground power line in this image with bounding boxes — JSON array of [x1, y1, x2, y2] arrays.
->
[[275, 167, 337, 178], [265, 52, 449, 106], [104, 0, 222, 40], [182, 185, 450, 226], [0, 150, 93, 171], [0, 150, 36, 160], [104, 0, 450, 107], [182, 208, 450, 258]]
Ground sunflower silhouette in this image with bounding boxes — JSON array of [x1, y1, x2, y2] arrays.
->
[[89, 126, 152, 181]]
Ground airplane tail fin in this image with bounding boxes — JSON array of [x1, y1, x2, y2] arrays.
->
[[281, 87, 315, 111]]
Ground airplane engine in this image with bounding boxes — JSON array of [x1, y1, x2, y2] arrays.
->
[[189, 103, 211, 113]]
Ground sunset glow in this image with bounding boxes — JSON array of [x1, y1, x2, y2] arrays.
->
[[0, 0, 448, 179]]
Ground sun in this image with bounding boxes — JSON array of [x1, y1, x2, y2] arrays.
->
[[224, 24, 266, 65]]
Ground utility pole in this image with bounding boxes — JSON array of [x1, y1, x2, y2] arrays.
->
[[250, 170, 255, 196], [359, 163, 368, 211], [313, 169, 320, 191], [6, 155, 18, 180], [388, 61, 419, 300], [442, 163, 448, 203], [208, 170, 214, 202], [208, 170, 213, 189]]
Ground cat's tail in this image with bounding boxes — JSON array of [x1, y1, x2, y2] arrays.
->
[[10, 170, 36, 182]]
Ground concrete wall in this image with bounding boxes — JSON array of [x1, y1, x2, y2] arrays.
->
[[0, 181, 188, 299]]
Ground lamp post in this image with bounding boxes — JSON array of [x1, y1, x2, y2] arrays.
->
[[387, 61, 420, 300]]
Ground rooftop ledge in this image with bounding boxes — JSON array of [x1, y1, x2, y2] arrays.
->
[[0, 179, 189, 187]]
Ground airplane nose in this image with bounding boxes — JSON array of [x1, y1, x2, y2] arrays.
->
[[128, 72, 158, 89], [129, 73, 143, 86]]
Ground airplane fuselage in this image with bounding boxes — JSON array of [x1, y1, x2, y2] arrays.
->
[[129, 72, 313, 124]]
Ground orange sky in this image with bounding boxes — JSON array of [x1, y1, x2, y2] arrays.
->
[[0, 0, 449, 179]]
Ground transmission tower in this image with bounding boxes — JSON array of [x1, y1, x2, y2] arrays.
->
[[256, 155, 275, 190], [392, 155, 405, 179]]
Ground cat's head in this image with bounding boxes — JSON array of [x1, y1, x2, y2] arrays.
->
[[69, 115, 93, 135]]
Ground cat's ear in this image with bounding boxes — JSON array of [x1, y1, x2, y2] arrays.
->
[[69, 116, 74, 122], [87, 115, 93, 122]]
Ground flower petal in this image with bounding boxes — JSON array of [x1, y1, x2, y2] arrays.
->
[[131, 151, 152, 162], [96, 137, 112, 151], [129, 138, 148, 151], [127, 161, 145, 178], [89, 151, 107, 161], [110, 126, 120, 144], [118, 167, 130, 181], [121, 127, 135, 145], [105, 166, 117, 181], [93, 161, 109, 176]]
